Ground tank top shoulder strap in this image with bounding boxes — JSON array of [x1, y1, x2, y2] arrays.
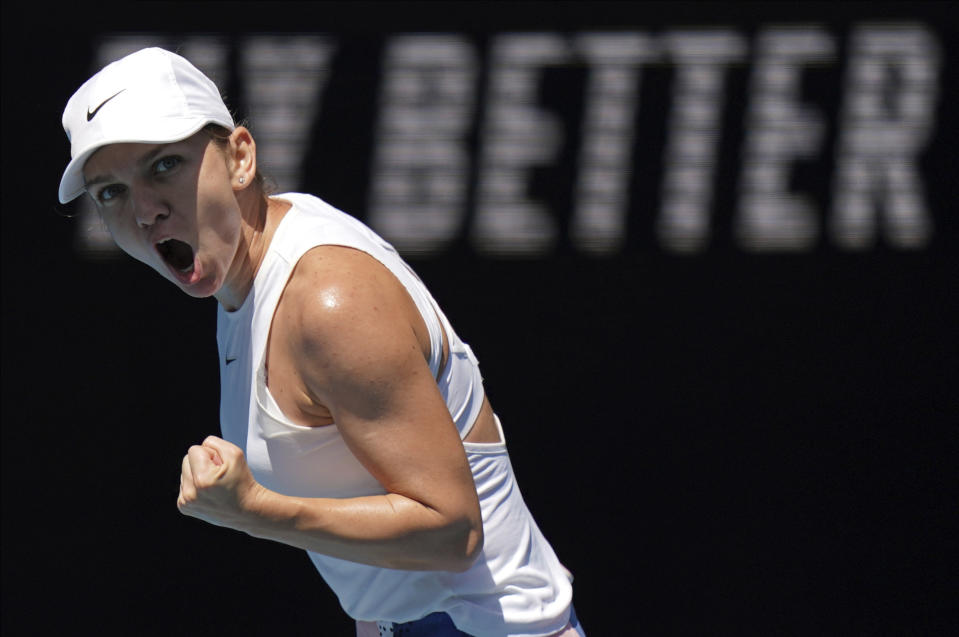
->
[[266, 194, 445, 377]]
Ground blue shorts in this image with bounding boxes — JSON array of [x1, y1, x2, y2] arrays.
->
[[367, 605, 585, 636]]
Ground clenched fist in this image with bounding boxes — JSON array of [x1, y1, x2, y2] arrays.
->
[[177, 435, 263, 531]]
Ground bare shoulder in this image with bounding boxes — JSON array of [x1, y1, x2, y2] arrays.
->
[[278, 245, 419, 345], [270, 245, 430, 417]]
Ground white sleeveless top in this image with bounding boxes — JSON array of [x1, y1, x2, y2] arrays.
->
[[216, 194, 572, 636]]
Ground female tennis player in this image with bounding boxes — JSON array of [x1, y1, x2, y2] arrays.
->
[[58, 47, 583, 637]]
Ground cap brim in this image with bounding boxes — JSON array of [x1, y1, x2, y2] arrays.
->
[[57, 118, 232, 204], [59, 146, 104, 204]]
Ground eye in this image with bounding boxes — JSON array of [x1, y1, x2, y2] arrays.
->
[[153, 156, 181, 174], [97, 183, 126, 203]]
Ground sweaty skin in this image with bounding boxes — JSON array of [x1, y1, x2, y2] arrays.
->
[[179, 244, 492, 571], [85, 127, 497, 571], [82, 127, 280, 310], [265, 243, 501, 445]]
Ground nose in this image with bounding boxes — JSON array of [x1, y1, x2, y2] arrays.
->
[[131, 184, 170, 229]]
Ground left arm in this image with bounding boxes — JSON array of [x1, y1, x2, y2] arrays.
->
[[177, 247, 484, 572]]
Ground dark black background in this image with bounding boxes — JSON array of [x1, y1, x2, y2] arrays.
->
[[3, 2, 957, 635]]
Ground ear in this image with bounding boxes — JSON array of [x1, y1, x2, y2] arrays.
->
[[228, 126, 257, 191]]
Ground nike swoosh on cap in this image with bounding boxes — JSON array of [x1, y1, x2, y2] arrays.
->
[[86, 90, 126, 122]]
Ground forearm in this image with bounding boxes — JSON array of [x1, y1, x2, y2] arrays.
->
[[239, 483, 483, 572]]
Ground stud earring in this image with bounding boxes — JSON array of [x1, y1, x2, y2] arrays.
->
[[238, 176, 246, 184]]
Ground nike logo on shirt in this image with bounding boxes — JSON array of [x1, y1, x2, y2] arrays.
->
[[225, 357, 238, 365]]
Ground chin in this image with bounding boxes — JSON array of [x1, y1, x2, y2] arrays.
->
[[179, 276, 221, 299]]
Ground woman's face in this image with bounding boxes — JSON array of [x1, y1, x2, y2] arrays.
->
[[83, 132, 244, 299]]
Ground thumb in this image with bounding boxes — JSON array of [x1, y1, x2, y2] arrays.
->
[[202, 435, 236, 465]]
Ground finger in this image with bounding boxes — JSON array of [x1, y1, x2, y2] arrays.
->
[[176, 471, 186, 511], [202, 436, 237, 465], [180, 454, 197, 502], [181, 453, 195, 483], [190, 446, 222, 468], [187, 444, 223, 477]]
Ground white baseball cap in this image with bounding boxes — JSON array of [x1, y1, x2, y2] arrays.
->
[[58, 47, 235, 203]]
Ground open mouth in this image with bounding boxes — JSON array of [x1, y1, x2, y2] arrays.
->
[[156, 238, 195, 274]]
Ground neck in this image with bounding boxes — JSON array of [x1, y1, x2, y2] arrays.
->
[[215, 191, 288, 311]]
